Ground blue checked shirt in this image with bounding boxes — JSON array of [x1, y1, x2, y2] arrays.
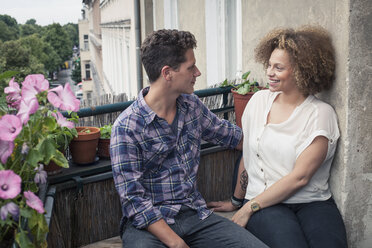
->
[[110, 87, 242, 229]]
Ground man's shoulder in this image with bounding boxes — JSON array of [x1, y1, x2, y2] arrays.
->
[[113, 101, 145, 132]]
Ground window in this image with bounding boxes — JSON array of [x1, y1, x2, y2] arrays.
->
[[84, 35, 89, 50], [85, 63, 91, 79]]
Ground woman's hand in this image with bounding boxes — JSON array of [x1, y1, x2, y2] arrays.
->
[[207, 200, 239, 212], [231, 206, 252, 227]]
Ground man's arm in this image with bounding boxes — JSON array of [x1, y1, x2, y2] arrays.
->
[[147, 219, 189, 248]]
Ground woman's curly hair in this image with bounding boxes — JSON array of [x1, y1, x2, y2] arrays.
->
[[255, 25, 335, 95]]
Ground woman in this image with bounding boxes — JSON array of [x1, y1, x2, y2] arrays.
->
[[208, 26, 347, 248]]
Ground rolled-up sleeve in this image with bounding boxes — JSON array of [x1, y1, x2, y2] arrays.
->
[[110, 125, 163, 229]]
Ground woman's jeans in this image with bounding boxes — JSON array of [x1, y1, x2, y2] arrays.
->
[[245, 197, 348, 248]]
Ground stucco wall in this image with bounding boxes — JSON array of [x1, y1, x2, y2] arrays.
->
[[344, 0, 372, 247], [177, 0, 207, 90]]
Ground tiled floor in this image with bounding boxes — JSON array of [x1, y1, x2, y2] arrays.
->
[[81, 211, 236, 247]]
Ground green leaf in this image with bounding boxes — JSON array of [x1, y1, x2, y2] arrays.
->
[[28, 210, 49, 247], [100, 124, 112, 139], [20, 208, 33, 219], [37, 138, 57, 164], [242, 71, 251, 80], [0, 71, 19, 80], [220, 79, 229, 87], [49, 149, 69, 168], [26, 149, 43, 168], [43, 116, 57, 131], [15, 229, 34, 248]]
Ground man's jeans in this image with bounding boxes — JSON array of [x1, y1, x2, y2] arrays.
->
[[246, 197, 348, 248], [122, 206, 268, 248]]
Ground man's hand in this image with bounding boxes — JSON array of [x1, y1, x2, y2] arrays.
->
[[147, 219, 189, 248], [168, 238, 189, 248], [207, 200, 239, 212]]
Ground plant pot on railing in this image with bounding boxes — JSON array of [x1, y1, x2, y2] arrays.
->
[[69, 127, 100, 165], [97, 138, 110, 159], [97, 124, 112, 159], [231, 88, 264, 128]]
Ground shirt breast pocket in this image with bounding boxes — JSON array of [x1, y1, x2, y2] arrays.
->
[[142, 140, 170, 173], [185, 130, 200, 158]]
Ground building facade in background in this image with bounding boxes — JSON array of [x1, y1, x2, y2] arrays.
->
[[78, 12, 93, 100]]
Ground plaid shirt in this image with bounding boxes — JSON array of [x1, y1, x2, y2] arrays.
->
[[110, 87, 242, 229]]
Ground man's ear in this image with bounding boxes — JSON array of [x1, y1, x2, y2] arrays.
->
[[161, 66, 172, 81]]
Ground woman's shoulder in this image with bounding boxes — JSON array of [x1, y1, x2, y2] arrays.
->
[[307, 96, 337, 117], [250, 89, 277, 104]]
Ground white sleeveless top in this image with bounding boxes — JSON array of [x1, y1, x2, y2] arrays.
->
[[242, 90, 340, 203]]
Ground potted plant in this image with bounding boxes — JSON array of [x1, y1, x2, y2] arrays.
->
[[221, 71, 266, 128], [69, 126, 101, 165], [0, 73, 80, 247], [97, 124, 112, 159]]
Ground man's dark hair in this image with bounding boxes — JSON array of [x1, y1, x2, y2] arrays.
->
[[141, 29, 197, 83]]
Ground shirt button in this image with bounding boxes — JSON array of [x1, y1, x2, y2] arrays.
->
[[261, 168, 263, 172], [257, 137, 260, 141], [256, 154, 260, 158], [264, 182, 267, 186]]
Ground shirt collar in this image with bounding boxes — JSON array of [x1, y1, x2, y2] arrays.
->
[[136, 87, 192, 125]]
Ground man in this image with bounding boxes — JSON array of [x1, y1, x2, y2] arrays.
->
[[110, 29, 267, 248]]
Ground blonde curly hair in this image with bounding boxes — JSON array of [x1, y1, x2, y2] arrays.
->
[[255, 25, 335, 95]]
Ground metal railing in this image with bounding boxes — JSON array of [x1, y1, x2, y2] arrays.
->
[[62, 86, 234, 119]]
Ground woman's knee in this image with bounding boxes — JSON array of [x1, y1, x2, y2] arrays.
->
[[246, 204, 308, 248]]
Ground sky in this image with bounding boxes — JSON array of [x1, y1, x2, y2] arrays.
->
[[0, 0, 84, 26]]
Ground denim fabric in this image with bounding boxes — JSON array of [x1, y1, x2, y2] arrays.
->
[[245, 197, 347, 248], [122, 206, 268, 248]]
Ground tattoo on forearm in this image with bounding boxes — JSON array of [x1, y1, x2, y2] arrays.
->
[[240, 169, 248, 191]]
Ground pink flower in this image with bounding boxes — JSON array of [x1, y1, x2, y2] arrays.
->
[[4, 78, 21, 109], [0, 114, 22, 141], [16, 98, 39, 125], [0, 140, 14, 164], [0, 170, 21, 199], [34, 164, 47, 184], [20, 74, 49, 104], [48, 83, 80, 111], [21, 83, 39, 103], [22, 74, 49, 93], [24, 191, 45, 214], [51, 111, 75, 129], [1, 202, 19, 221], [4, 78, 21, 95]]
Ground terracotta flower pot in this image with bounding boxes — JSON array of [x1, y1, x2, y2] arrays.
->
[[45, 159, 63, 175], [69, 127, 100, 165], [231, 88, 263, 128], [97, 138, 110, 159]]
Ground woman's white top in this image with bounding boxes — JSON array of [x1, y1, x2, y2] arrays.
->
[[242, 90, 340, 203]]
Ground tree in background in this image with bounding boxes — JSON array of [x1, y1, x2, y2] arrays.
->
[[43, 23, 73, 63], [19, 34, 61, 75], [63, 23, 79, 47], [0, 15, 20, 42], [0, 40, 44, 80], [0, 15, 79, 81], [71, 57, 82, 84], [20, 18, 43, 37]]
